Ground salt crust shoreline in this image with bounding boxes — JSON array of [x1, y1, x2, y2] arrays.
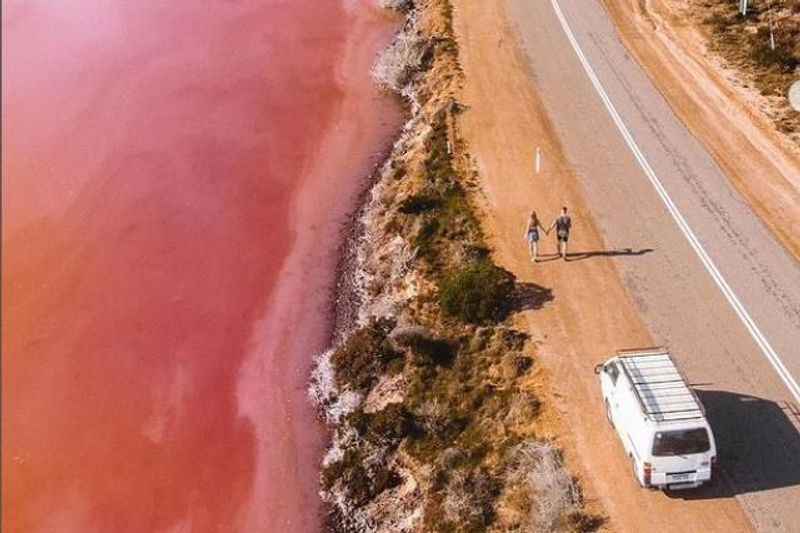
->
[[310, 1, 425, 527]]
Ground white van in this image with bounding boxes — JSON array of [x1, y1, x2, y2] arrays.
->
[[594, 348, 717, 490]]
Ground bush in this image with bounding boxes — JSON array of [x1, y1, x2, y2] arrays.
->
[[399, 193, 440, 214], [439, 260, 515, 324], [392, 327, 456, 366], [332, 319, 402, 393], [322, 447, 402, 506], [348, 403, 416, 445], [442, 468, 499, 530], [751, 28, 799, 71], [704, 12, 730, 33], [424, 116, 457, 187], [506, 442, 581, 533], [412, 217, 440, 258]]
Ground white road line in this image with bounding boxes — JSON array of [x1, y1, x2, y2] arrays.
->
[[550, 0, 800, 403]]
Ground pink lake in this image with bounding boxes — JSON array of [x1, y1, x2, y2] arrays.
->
[[1, 1, 402, 531]]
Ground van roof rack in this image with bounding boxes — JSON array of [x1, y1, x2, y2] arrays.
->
[[615, 348, 705, 423]]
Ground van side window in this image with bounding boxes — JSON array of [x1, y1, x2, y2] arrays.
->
[[606, 362, 620, 385]]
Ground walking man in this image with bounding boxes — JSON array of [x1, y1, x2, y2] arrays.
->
[[549, 206, 572, 260]]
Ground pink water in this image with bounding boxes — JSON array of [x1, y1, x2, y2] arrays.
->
[[1, 1, 402, 531]]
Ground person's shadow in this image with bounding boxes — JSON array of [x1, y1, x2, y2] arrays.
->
[[565, 248, 654, 262], [667, 389, 800, 499]]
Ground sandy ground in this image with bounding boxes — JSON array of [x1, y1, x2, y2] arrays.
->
[[600, 0, 800, 261], [451, 0, 754, 531]]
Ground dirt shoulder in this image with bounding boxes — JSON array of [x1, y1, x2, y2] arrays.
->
[[450, 0, 753, 531], [599, 0, 800, 261]]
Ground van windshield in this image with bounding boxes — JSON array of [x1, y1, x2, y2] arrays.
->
[[652, 428, 710, 456]]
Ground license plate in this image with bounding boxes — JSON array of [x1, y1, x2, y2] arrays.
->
[[671, 473, 690, 481]]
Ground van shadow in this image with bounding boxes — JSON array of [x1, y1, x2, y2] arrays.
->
[[668, 389, 800, 499]]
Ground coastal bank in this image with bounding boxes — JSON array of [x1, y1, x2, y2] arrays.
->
[[309, 1, 600, 531]]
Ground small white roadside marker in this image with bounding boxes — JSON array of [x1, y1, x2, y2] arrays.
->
[[535, 147, 542, 174]]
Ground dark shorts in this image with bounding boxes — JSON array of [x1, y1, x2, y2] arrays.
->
[[527, 229, 540, 243], [557, 231, 569, 242]]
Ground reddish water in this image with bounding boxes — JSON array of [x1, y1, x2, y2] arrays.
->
[[1, 1, 401, 531]]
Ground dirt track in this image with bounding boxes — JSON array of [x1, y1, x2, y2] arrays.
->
[[452, 0, 800, 531]]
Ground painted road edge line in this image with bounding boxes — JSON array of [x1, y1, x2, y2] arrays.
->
[[550, 0, 800, 403]]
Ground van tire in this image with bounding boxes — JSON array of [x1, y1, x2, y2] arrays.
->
[[605, 399, 614, 428]]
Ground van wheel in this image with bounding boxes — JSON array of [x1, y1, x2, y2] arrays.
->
[[605, 399, 614, 428]]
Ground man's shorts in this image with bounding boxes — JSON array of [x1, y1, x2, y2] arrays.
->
[[557, 231, 569, 242]]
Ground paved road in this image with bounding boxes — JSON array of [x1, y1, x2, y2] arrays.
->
[[507, 0, 800, 531]]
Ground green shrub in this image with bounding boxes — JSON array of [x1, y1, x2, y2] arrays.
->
[[704, 12, 730, 33], [348, 403, 416, 445], [438, 184, 474, 237], [399, 193, 441, 214], [413, 217, 440, 259], [332, 318, 402, 393], [321, 448, 361, 492], [321, 440, 403, 506], [751, 28, 799, 71], [439, 260, 515, 324], [400, 331, 456, 367], [425, 126, 454, 185]]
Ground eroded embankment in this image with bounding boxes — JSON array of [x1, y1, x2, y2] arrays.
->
[[309, 1, 600, 531]]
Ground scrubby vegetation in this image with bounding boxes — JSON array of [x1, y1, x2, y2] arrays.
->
[[310, 0, 600, 530], [331, 318, 403, 393], [698, 0, 800, 137], [439, 260, 515, 324], [319, 317, 600, 531], [398, 110, 484, 265]]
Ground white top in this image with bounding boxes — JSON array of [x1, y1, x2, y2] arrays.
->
[[617, 350, 704, 423]]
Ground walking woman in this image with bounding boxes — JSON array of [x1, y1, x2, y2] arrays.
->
[[524, 210, 547, 262]]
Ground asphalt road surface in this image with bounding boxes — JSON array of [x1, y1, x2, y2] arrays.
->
[[507, 0, 800, 531]]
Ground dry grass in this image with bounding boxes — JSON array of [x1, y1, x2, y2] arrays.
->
[[442, 468, 498, 528], [696, 0, 800, 139], [502, 441, 582, 532]]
